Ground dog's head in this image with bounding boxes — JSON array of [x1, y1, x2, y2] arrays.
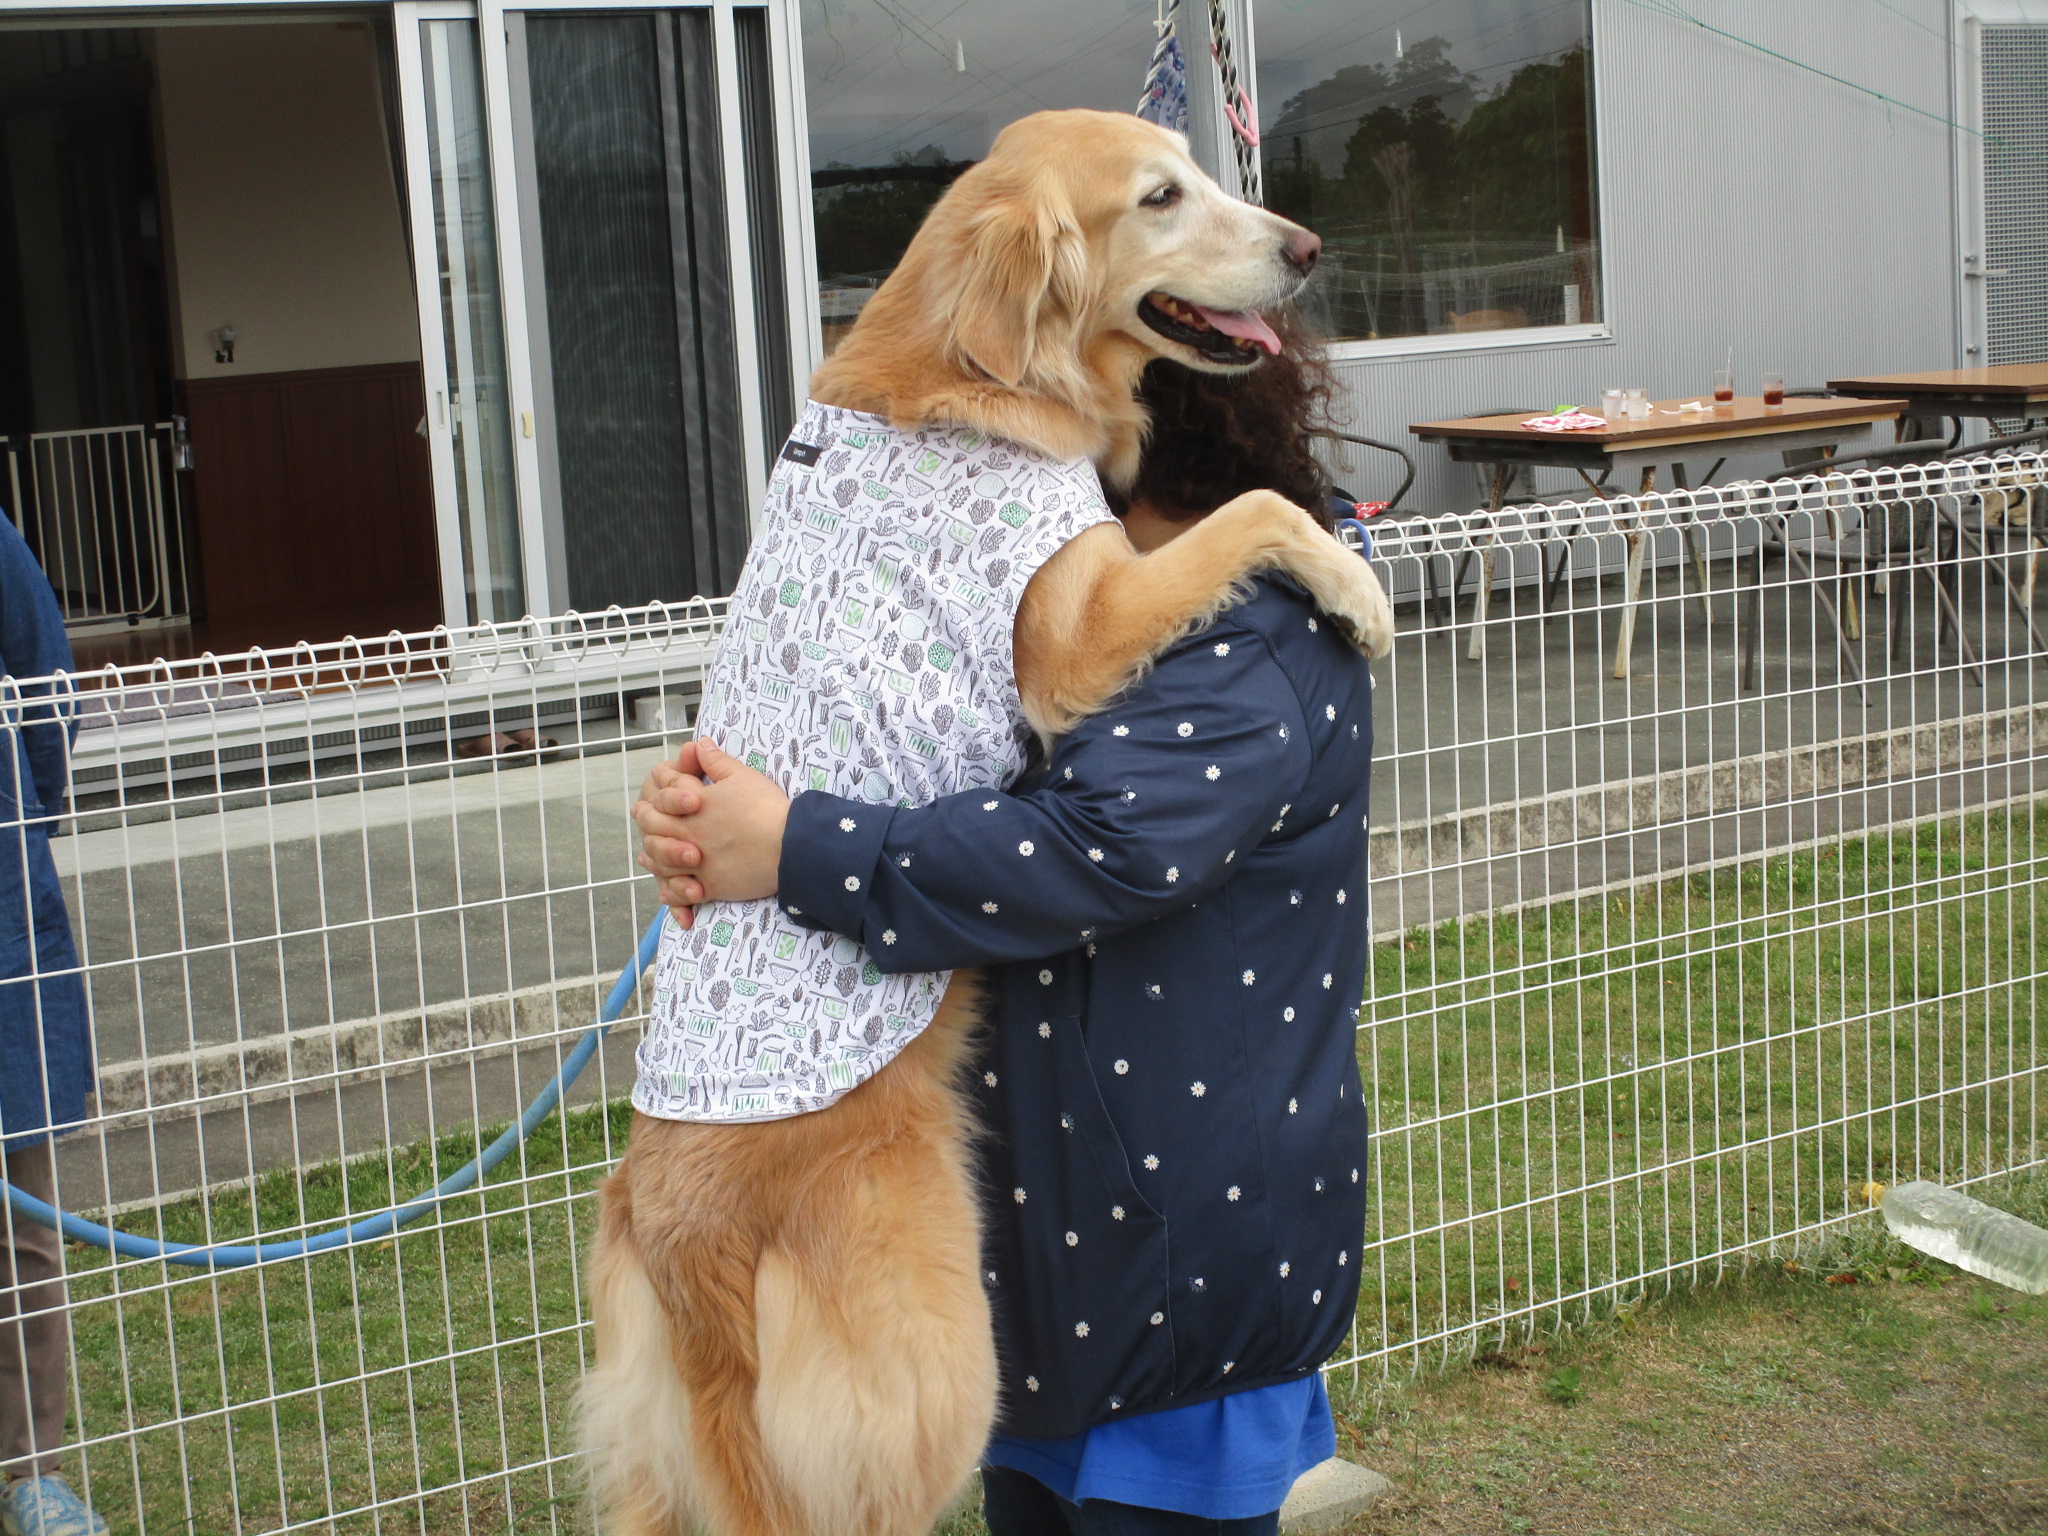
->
[[817, 110, 1319, 477], [933, 110, 1319, 390]]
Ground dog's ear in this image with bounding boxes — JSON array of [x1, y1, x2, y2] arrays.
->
[[949, 186, 1093, 390]]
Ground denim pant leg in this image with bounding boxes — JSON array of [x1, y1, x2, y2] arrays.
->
[[982, 1465, 1281, 1536], [1, 1142, 70, 1478], [1074, 1501, 1281, 1536], [981, 1465, 1079, 1536]]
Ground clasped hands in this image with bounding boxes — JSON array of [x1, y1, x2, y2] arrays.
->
[[631, 740, 792, 926]]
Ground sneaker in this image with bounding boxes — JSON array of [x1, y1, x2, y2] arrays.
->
[[0, 1477, 109, 1536]]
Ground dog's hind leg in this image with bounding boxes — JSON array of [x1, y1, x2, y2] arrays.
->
[[754, 1127, 995, 1536], [581, 1173, 698, 1536], [634, 1216, 799, 1536]]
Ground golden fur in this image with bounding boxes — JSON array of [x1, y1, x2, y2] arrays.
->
[[585, 109, 1393, 1536]]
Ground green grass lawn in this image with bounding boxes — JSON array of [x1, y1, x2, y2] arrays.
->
[[1352, 804, 2045, 1375], [54, 808, 2044, 1535], [1330, 1172, 2048, 1535]]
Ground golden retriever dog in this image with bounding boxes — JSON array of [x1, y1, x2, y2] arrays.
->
[[582, 108, 1392, 1536]]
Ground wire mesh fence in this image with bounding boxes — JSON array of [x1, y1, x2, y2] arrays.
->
[[0, 455, 2042, 1532]]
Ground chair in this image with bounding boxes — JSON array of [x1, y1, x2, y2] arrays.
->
[[1316, 429, 1415, 512], [1735, 432, 2036, 693], [1434, 407, 1566, 658], [1315, 429, 1454, 621]]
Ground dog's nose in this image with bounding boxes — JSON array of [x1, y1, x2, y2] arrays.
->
[[1282, 229, 1322, 276]]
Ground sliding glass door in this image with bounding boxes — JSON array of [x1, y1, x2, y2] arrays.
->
[[393, 5, 530, 626], [508, 4, 804, 613], [391, 1, 808, 628]]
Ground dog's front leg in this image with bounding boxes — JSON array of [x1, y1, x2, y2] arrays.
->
[[1015, 494, 1392, 737]]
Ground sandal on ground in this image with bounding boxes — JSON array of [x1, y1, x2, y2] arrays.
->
[[1, 1476, 110, 1536], [453, 729, 561, 762]]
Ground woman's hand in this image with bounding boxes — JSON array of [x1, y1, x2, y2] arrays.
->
[[634, 747, 708, 921], [632, 739, 790, 910]]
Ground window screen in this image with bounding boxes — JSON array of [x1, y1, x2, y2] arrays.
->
[[1982, 25, 2048, 368], [525, 10, 749, 608]]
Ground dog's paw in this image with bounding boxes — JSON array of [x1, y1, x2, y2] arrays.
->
[[1292, 542, 1395, 659]]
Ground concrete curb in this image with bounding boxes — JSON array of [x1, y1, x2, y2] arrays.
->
[[1281, 1457, 1393, 1533], [90, 969, 647, 1124], [1368, 699, 2045, 880]]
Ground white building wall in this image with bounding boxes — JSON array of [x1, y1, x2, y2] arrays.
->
[[154, 21, 420, 379], [1325, 0, 1960, 513]]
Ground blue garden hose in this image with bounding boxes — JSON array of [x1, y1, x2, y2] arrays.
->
[[2, 913, 668, 1270]]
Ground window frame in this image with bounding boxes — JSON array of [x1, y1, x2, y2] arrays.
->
[[794, 0, 1237, 361], [1241, 0, 1615, 362]]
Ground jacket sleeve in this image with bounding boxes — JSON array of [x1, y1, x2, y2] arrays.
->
[[0, 520, 77, 816], [776, 621, 1311, 973]]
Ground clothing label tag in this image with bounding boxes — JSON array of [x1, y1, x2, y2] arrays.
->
[[780, 438, 823, 467]]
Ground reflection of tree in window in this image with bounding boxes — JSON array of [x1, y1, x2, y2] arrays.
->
[[1263, 24, 1598, 343], [813, 151, 964, 280], [800, 0, 1151, 351]]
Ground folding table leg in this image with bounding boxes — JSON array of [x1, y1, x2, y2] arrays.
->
[[1826, 504, 1862, 642], [1684, 522, 1714, 623], [1465, 464, 1507, 661], [1540, 524, 1579, 620], [1950, 500, 2045, 657], [2021, 484, 2040, 610], [1668, 464, 1713, 626], [1610, 468, 1658, 680], [1611, 532, 1648, 679], [1739, 523, 1769, 693], [1465, 544, 1495, 660], [1423, 552, 1448, 626]]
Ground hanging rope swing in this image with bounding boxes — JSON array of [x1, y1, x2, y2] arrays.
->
[[1138, 0, 1262, 205], [1206, 0, 1263, 205]]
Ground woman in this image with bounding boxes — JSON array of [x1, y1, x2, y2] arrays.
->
[[0, 516, 107, 1536], [636, 331, 1375, 1536]]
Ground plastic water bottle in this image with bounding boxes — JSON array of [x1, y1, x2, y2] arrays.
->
[[1879, 1181, 2048, 1294]]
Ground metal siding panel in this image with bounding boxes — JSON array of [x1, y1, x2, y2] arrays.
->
[[1324, 0, 1959, 513], [1981, 24, 2048, 366]]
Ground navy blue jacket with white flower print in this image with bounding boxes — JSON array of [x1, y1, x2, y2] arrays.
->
[[777, 575, 1374, 1438]]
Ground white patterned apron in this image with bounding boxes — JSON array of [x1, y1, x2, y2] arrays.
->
[[634, 401, 1117, 1122]]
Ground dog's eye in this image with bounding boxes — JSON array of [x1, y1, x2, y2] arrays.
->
[[1140, 184, 1181, 209]]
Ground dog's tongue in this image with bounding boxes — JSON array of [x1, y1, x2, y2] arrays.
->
[[1192, 305, 1282, 355]]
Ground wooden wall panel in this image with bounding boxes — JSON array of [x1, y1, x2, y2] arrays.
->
[[182, 361, 441, 647]]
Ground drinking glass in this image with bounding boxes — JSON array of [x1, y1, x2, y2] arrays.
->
[[1762, 371, 1785, 407], [1713, 368, 1734, 404], [1600, 388, 1625, 420], [1625, 388, 1650, 421]]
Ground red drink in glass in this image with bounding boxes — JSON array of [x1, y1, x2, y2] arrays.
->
[[1762, 370, 1785, 407]]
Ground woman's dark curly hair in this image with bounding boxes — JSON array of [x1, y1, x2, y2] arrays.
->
[[1109, 309, 1341, 529]]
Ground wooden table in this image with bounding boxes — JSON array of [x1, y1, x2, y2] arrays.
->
[[1412, 396, 1908, 672], [1827, 364, 2048, 433]]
